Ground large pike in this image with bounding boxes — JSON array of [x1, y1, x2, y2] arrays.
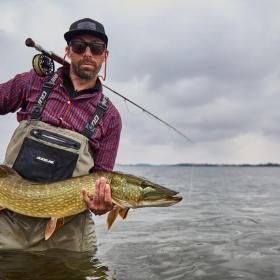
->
[[0, 165, 182, 239]]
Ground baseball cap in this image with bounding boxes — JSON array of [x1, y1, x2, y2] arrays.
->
[[64, 18, 108, 46]]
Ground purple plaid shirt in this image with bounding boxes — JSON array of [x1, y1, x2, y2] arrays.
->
[[0, 67, 122, 172]]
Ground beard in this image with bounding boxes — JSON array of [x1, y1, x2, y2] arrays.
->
[[71, 58, 102, 80]]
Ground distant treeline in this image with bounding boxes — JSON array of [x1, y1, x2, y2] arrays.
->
[[173, 163, 280, 167], [117, 163, 280, 167]]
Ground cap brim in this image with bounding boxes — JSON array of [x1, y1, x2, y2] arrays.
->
[[64, 29, 108, 46]]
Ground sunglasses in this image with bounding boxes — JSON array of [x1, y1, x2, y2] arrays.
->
[[70, 40, 106, 55]]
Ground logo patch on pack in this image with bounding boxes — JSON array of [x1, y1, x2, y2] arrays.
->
[[35, 156, 55, 165]]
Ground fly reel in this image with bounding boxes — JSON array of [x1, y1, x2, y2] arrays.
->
[[32, 54, 55, 76]]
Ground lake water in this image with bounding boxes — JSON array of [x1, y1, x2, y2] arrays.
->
[[1, 165, 280, 280]]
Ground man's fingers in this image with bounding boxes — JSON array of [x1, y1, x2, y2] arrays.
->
[[83, 177, 112, 214], [94, 179, 101, 195], [93, 179, 101, 205], [104, 184, 112, 208], [82, 189, 92, 205], [98, 177, 107, 202]]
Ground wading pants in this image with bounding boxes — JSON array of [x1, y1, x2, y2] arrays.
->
[[0, 210, 96, 252]]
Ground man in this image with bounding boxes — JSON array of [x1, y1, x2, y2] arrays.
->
[[0, 18, 122, 251]]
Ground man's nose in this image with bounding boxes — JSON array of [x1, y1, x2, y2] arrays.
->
[[83, 46, 92, 56]]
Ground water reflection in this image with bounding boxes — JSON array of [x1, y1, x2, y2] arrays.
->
[[0, 249, 114, 280]]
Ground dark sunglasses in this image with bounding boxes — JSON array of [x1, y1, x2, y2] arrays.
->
[[69, 40, 106, 55]]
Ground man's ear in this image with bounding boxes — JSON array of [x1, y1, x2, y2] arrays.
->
[[104, 50, 109, 62], [65, 46, 70, 58]]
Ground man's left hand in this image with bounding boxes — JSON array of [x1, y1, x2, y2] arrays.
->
[[82, 177, 113, 215]]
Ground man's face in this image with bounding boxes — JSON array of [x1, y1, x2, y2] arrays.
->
[[66, 34, 107, 80]]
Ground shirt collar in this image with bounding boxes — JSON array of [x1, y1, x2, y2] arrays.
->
[[62, 65, 102, 98]]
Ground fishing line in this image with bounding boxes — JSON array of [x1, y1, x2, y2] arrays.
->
[[25, 37, 194, 144], [102, 84, 194, 143], [122, 99, 142, 116]]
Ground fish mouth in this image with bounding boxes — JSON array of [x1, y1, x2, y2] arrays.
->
[[137, 196, 183, 208]]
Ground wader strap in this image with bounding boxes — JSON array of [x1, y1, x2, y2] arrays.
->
[[82, 95, 109, 138], [30, 73, 59, 120]]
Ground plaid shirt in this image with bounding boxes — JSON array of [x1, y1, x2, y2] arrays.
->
[[0, 67, 122, 172]]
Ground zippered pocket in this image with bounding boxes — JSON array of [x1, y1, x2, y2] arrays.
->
[[30, 129, 81, 150], [13, 138, 79, 181]]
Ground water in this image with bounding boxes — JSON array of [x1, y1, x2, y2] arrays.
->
[[1, 166, 280, 279]]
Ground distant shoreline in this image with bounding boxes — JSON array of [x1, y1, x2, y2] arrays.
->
[[116, 163, 280, 167]]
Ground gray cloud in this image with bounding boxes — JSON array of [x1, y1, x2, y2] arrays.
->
[[1, 0, 280, 164], [109, 1, 280, 85]]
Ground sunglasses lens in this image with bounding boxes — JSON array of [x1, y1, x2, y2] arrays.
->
[[71, 41, 87, 54], [89, 43, 106, 55], [70, 41, 106, 55]]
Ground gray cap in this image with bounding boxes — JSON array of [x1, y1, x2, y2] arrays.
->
[[64, 18, 108, 46]]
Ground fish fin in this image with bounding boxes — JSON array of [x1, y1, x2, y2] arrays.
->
[[107, 206, 120, 230], [0, 165, 20, 178], [45, 217, 58, 240], [55, 217, 64, 231], [0, 205, 6, 211], [118, 208, 129, 220]]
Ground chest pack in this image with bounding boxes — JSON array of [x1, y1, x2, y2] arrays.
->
[[4, 73, 109, 182]]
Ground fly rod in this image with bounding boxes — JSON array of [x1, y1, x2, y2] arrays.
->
[[25, 37, 193, 143]]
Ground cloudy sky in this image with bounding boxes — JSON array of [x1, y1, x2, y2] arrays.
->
[[0, 0, 280, 165]]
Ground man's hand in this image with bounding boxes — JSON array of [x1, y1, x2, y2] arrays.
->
[[82, 177, 113, 215]]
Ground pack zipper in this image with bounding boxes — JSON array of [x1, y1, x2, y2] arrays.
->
[[30, 129, 81, 150]]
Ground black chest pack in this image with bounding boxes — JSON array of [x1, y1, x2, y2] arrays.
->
[[12, 73, 109, 181]]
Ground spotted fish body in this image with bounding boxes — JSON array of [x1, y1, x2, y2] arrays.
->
[[0, 165, 182, 238]]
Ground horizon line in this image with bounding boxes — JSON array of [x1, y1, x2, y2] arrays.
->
[[116, 162, 280, 167]]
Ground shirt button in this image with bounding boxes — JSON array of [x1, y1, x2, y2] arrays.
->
[[67, 100, 71, 105]]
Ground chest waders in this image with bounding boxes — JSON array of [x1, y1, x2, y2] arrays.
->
[[1, 73, 109, 252]]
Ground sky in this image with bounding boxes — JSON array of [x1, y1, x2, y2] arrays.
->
[[0, 0, 280, 165]]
